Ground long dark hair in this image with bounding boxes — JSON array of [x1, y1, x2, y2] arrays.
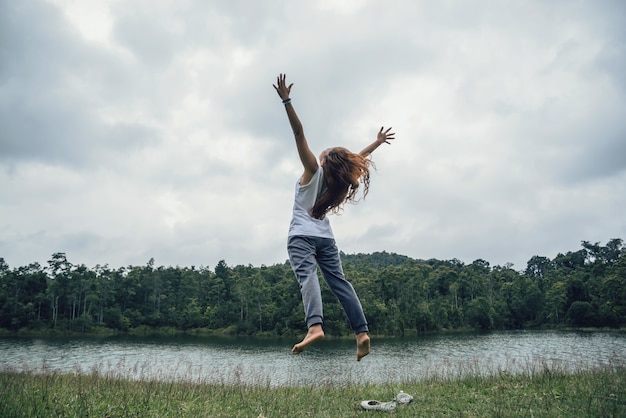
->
[[311, 147, 372, 219]]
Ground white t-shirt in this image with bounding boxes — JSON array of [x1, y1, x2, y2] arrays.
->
[[288, 166, 334, 239]]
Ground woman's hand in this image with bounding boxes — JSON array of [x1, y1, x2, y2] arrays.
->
[[359, 127, 396, 157], [377, 126, 395, 145], [273, 73, 293, 101]]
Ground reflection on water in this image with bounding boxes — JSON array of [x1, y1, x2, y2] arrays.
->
[[1, 330, 625, 387]]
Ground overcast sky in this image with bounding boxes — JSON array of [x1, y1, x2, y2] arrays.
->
[[1, 0, 625, 272]]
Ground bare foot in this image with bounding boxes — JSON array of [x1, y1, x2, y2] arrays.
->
[[356, 332, 370, 361], [292, 324, 325, 354]]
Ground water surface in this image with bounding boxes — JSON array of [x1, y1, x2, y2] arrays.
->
[[1, 330, 624, 386]]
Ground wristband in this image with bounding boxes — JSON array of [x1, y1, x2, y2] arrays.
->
[[282, 98, 291, 105]]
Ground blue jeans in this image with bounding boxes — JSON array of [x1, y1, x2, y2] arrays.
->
[[288, 236, 369, 334]]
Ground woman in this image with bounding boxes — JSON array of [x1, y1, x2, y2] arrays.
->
[[273, 73, 395, 361]]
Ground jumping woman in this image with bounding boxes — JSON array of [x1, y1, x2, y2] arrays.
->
[[273, 73, 395, 361]]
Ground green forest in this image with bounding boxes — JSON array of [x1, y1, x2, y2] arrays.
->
[[1, 238, 624, 337]]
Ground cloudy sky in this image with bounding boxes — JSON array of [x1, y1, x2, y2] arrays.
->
[[1, 0, 625, 272]]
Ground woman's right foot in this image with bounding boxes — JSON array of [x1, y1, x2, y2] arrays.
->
[[292, 325, 325, 354], [356, 332, 370, 361]]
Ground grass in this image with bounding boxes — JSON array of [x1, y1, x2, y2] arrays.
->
[[0, 361, 624, 417]]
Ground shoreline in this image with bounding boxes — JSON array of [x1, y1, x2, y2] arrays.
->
[[2, 324, 625, 339]]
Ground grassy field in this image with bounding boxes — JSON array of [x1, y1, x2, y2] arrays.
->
[[0, 363, 624, 417]]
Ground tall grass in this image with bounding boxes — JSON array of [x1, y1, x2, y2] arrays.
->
[[1, 358, 624, 417]]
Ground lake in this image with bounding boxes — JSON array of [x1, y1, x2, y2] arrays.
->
[[1, 330, 625, 387]]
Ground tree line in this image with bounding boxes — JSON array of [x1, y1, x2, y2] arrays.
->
[[1, 238, 624, 336]]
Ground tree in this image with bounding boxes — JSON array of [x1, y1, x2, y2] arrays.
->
[[1, 240, 625, 335], [525, 255, 552, 290], [466, 297, 494, 330], [47, 252, 72, 328], [567, 301, 596, 327], [544, 281, 567, 324]]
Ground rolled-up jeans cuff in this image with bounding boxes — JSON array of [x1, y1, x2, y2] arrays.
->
[[354, 324, 369, 334], [307, 316, 323, 329]]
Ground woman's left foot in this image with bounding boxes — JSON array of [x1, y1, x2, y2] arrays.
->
[[292, 325, 324, 354]]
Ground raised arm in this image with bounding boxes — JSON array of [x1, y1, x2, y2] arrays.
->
[[360, 126, 395, 157], [273, 74, 318, 184]]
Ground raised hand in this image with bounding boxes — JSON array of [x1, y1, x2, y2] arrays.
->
[[273, 73, 293, 101], [377, 126, 395, 145]]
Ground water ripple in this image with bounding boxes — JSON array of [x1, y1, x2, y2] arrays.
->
[[1, 330, 624, 387]]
